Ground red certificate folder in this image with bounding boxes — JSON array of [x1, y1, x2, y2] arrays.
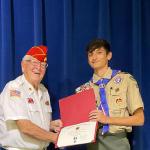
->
[[56, 89, 98, 148]]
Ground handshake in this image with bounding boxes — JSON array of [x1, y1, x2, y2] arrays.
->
[[49, 119, 63, 143]]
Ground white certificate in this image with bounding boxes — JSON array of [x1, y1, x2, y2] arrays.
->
[[56, 121, 97, 148]]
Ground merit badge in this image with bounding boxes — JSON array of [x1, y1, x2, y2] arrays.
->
[[27, 98, 34, 104], [114, 76, 122, 84], [115, 88, 120, 92], [10, 90, 21, 98], [116, 98, 122, 104], [45, 101, 50, 106]]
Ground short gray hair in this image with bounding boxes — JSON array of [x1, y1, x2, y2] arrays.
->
[[22, 55, 34, 61]]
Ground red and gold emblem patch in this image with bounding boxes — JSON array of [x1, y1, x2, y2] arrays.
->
[[45, 101, 49, 106], [27, 98, 34, 104]]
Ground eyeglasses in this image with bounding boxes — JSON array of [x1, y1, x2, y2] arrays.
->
[[25, 59, 48, 69]]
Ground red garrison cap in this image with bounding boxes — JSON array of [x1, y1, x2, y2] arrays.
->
[[26, 45, 47, 62]]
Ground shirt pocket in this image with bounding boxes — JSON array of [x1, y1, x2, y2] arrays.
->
[[28, 103, 41, 125], [43, 100, 52, 121], [109, 88, 127, 117], [44, 105, 52, 131], [44, 105, 51, 120], [28, 103, 39, 111]]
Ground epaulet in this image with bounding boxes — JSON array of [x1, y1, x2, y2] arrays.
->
[[75, 81, 92, 93], [8, 76, 23, 89], [118, 71, 129, 74], [118, 72, 136, 82], [39, 83, 47, 92], [128, 75, 137, 82]]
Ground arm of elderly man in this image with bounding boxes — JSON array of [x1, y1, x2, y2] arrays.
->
[[16, 119, 62, 143], [0, 79, 62, 144]]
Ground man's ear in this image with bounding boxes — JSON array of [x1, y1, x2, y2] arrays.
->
[[107, 52, 112, 61]]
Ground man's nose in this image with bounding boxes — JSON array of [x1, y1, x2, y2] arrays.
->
[[35, 63, 41, 70]]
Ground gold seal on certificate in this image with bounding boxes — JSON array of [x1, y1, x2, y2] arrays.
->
[[56, 89, 98, 148]]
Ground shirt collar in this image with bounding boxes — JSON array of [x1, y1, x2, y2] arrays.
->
[[21, 75, 43, 99], [21, 75, 34, 95], [92, 67, 112, 83]]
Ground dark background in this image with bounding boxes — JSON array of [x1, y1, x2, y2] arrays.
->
[[0, 0, 150, 150]]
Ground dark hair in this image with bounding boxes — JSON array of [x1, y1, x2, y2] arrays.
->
[[86, 39, 111, 54]]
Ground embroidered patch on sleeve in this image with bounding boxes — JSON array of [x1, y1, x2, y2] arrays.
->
[[76, 82, 92, 93], [114, 76, 122, 84], [10, 90, 21, 98]]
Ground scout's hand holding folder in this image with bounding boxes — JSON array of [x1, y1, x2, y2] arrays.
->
[[56, 89, 98, 148]]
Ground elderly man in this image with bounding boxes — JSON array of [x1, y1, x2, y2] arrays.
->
[[0, 46, 62, 150]]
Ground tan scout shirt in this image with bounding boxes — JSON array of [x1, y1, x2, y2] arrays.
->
[[76, 67, 144, 133]]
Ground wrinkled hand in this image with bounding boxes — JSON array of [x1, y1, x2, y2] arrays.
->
[[89, 109, 108, 124], [50, 119, 63, 133], [50, 132, 59, 143]]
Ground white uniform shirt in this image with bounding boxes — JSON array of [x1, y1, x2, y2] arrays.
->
[[0, 75, 52, 149]]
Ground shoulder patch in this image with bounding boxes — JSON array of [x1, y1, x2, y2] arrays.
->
[[113, 76, 122, 84], [76, 82, 92, 93], [10, 89, 21, 98]]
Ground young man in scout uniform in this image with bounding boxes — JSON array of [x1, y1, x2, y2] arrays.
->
[[76, 39, 144, 150], [0, 46, 62, 150]]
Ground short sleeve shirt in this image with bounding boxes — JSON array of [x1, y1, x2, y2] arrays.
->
[[76, 68, 144, 133], [0, 75, 52, 149]]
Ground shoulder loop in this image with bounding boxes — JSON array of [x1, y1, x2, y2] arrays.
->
[[111, 70, 120, 78]]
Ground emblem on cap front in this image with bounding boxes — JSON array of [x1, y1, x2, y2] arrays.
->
[[44, 57, 47, 62], [26, 45, 47, 62]]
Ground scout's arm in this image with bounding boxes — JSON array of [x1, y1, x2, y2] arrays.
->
[[89, 74, 144, 126], [107, 107, 144, 126], [89, 107, 144, 126]]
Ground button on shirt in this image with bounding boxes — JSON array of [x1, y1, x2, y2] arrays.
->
[[76, 68, 144, 133], [0, 75, 52, 149]]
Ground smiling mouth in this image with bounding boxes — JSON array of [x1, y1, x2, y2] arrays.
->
[[92, 61, 100, 64], [32, 71, 40, 75], [32, 68, 40, 75]]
